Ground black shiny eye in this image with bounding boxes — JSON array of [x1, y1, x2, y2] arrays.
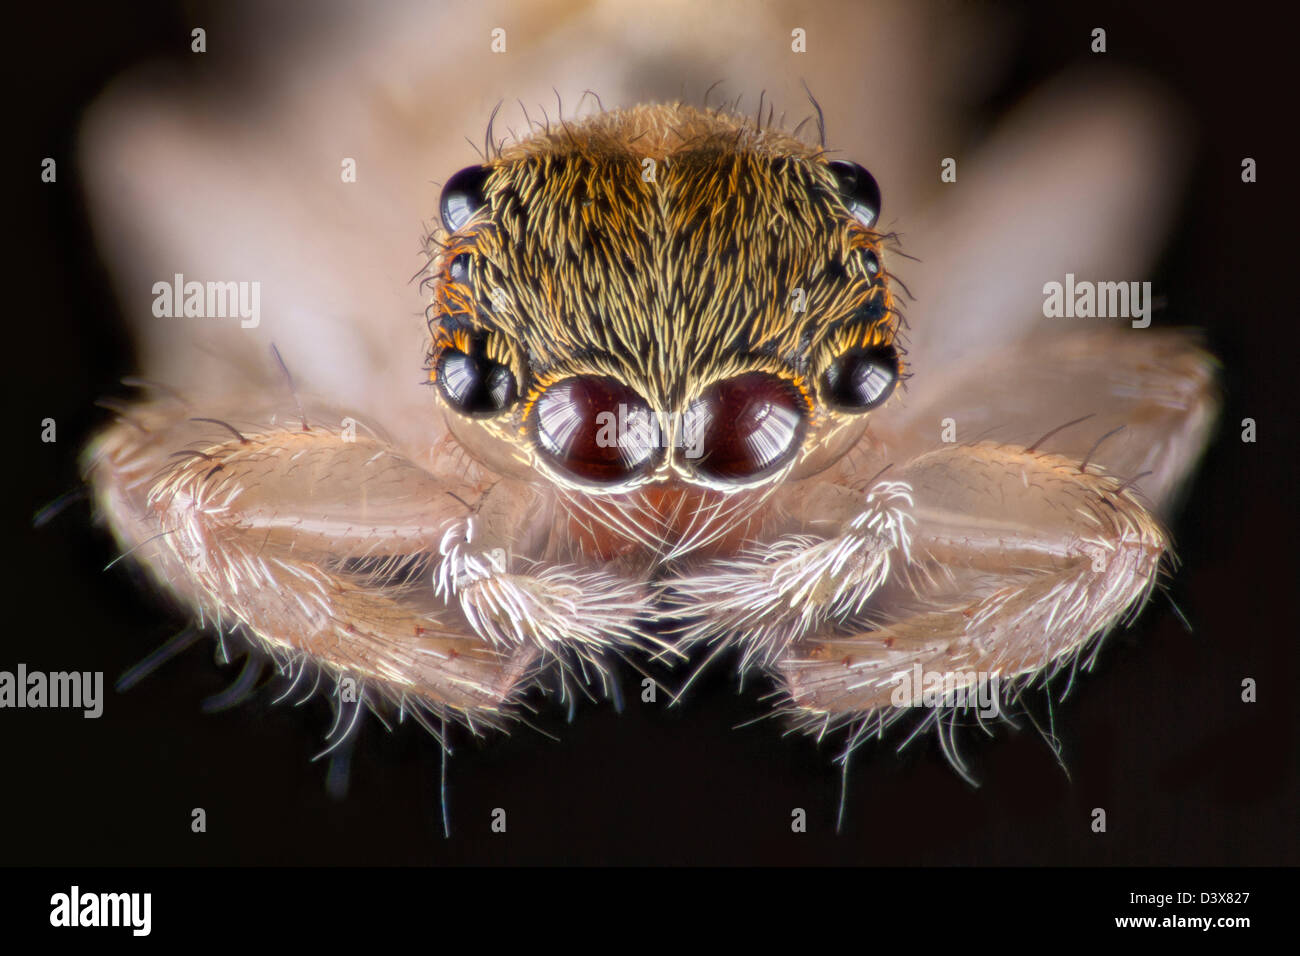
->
[[534, 377, 657, 484], [435, 336, 517, 416], [440, 165, 492, 232], [448, 253, 471, 283], [863, 249, 880, 277], [688, 373, 807, 481], [821, 344, 898, 412], [828, 160, 881, 229]]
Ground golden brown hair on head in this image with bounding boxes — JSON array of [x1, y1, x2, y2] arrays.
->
[[425, 102, 900, 486]]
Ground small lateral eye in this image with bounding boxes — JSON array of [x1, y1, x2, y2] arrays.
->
[[863, 249, 880, 277], [827, 160, 882, 229], [689, 373, 807, 482], [821, 344, 899, 412], [435, 335, 517, 416], [534, 377, 657, 484], [448, 253, 471, 284], [440, 166, 492, 232]]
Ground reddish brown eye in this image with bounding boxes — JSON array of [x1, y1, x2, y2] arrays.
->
[[534, 377, 657, 483], [688, 373, 807, 481]]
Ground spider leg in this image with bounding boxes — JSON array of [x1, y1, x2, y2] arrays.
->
[[776, 442, 1169, 722], [82, 398, 651, 724], [875, 327, 1219, 514]]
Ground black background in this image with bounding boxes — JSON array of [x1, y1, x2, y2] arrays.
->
[[8, 0, 1297, 865]]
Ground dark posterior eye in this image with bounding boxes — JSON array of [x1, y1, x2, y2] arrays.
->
[[435, 336, 517, 415], [827, 160, 882, 229], [440, 165, 492, 232], [821, 344, 899, 412], [534, 377, 657, 483], [688, 373, 807, 481], [447, 253, 471, 284]]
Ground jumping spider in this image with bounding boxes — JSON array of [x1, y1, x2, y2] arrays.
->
[[84, 102, 1217, 776]]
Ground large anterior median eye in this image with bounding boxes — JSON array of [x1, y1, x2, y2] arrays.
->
[[688, 373, 807, 481], [435, 334, 517, 415], [534, 377, 657, 484], [821, 344, 899, 412]]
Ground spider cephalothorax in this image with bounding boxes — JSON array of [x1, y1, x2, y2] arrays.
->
[[426, 104, 903, 561]]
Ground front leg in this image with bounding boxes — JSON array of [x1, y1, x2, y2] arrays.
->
[[431, 482, 658, 657], [781, 443, 1169, 720], [83, 394, 653, 723], [672, 442, 1169, 723], [665, 480, 916, 671]]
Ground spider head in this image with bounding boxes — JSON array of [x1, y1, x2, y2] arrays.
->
[[425, 104, 903, 511]]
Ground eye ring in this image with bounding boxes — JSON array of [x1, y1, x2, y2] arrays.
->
[[820, 343, 899, 413], [433, 332, 519, 417], [440, 165, 492, 233], [827, 160, 882, 230]]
